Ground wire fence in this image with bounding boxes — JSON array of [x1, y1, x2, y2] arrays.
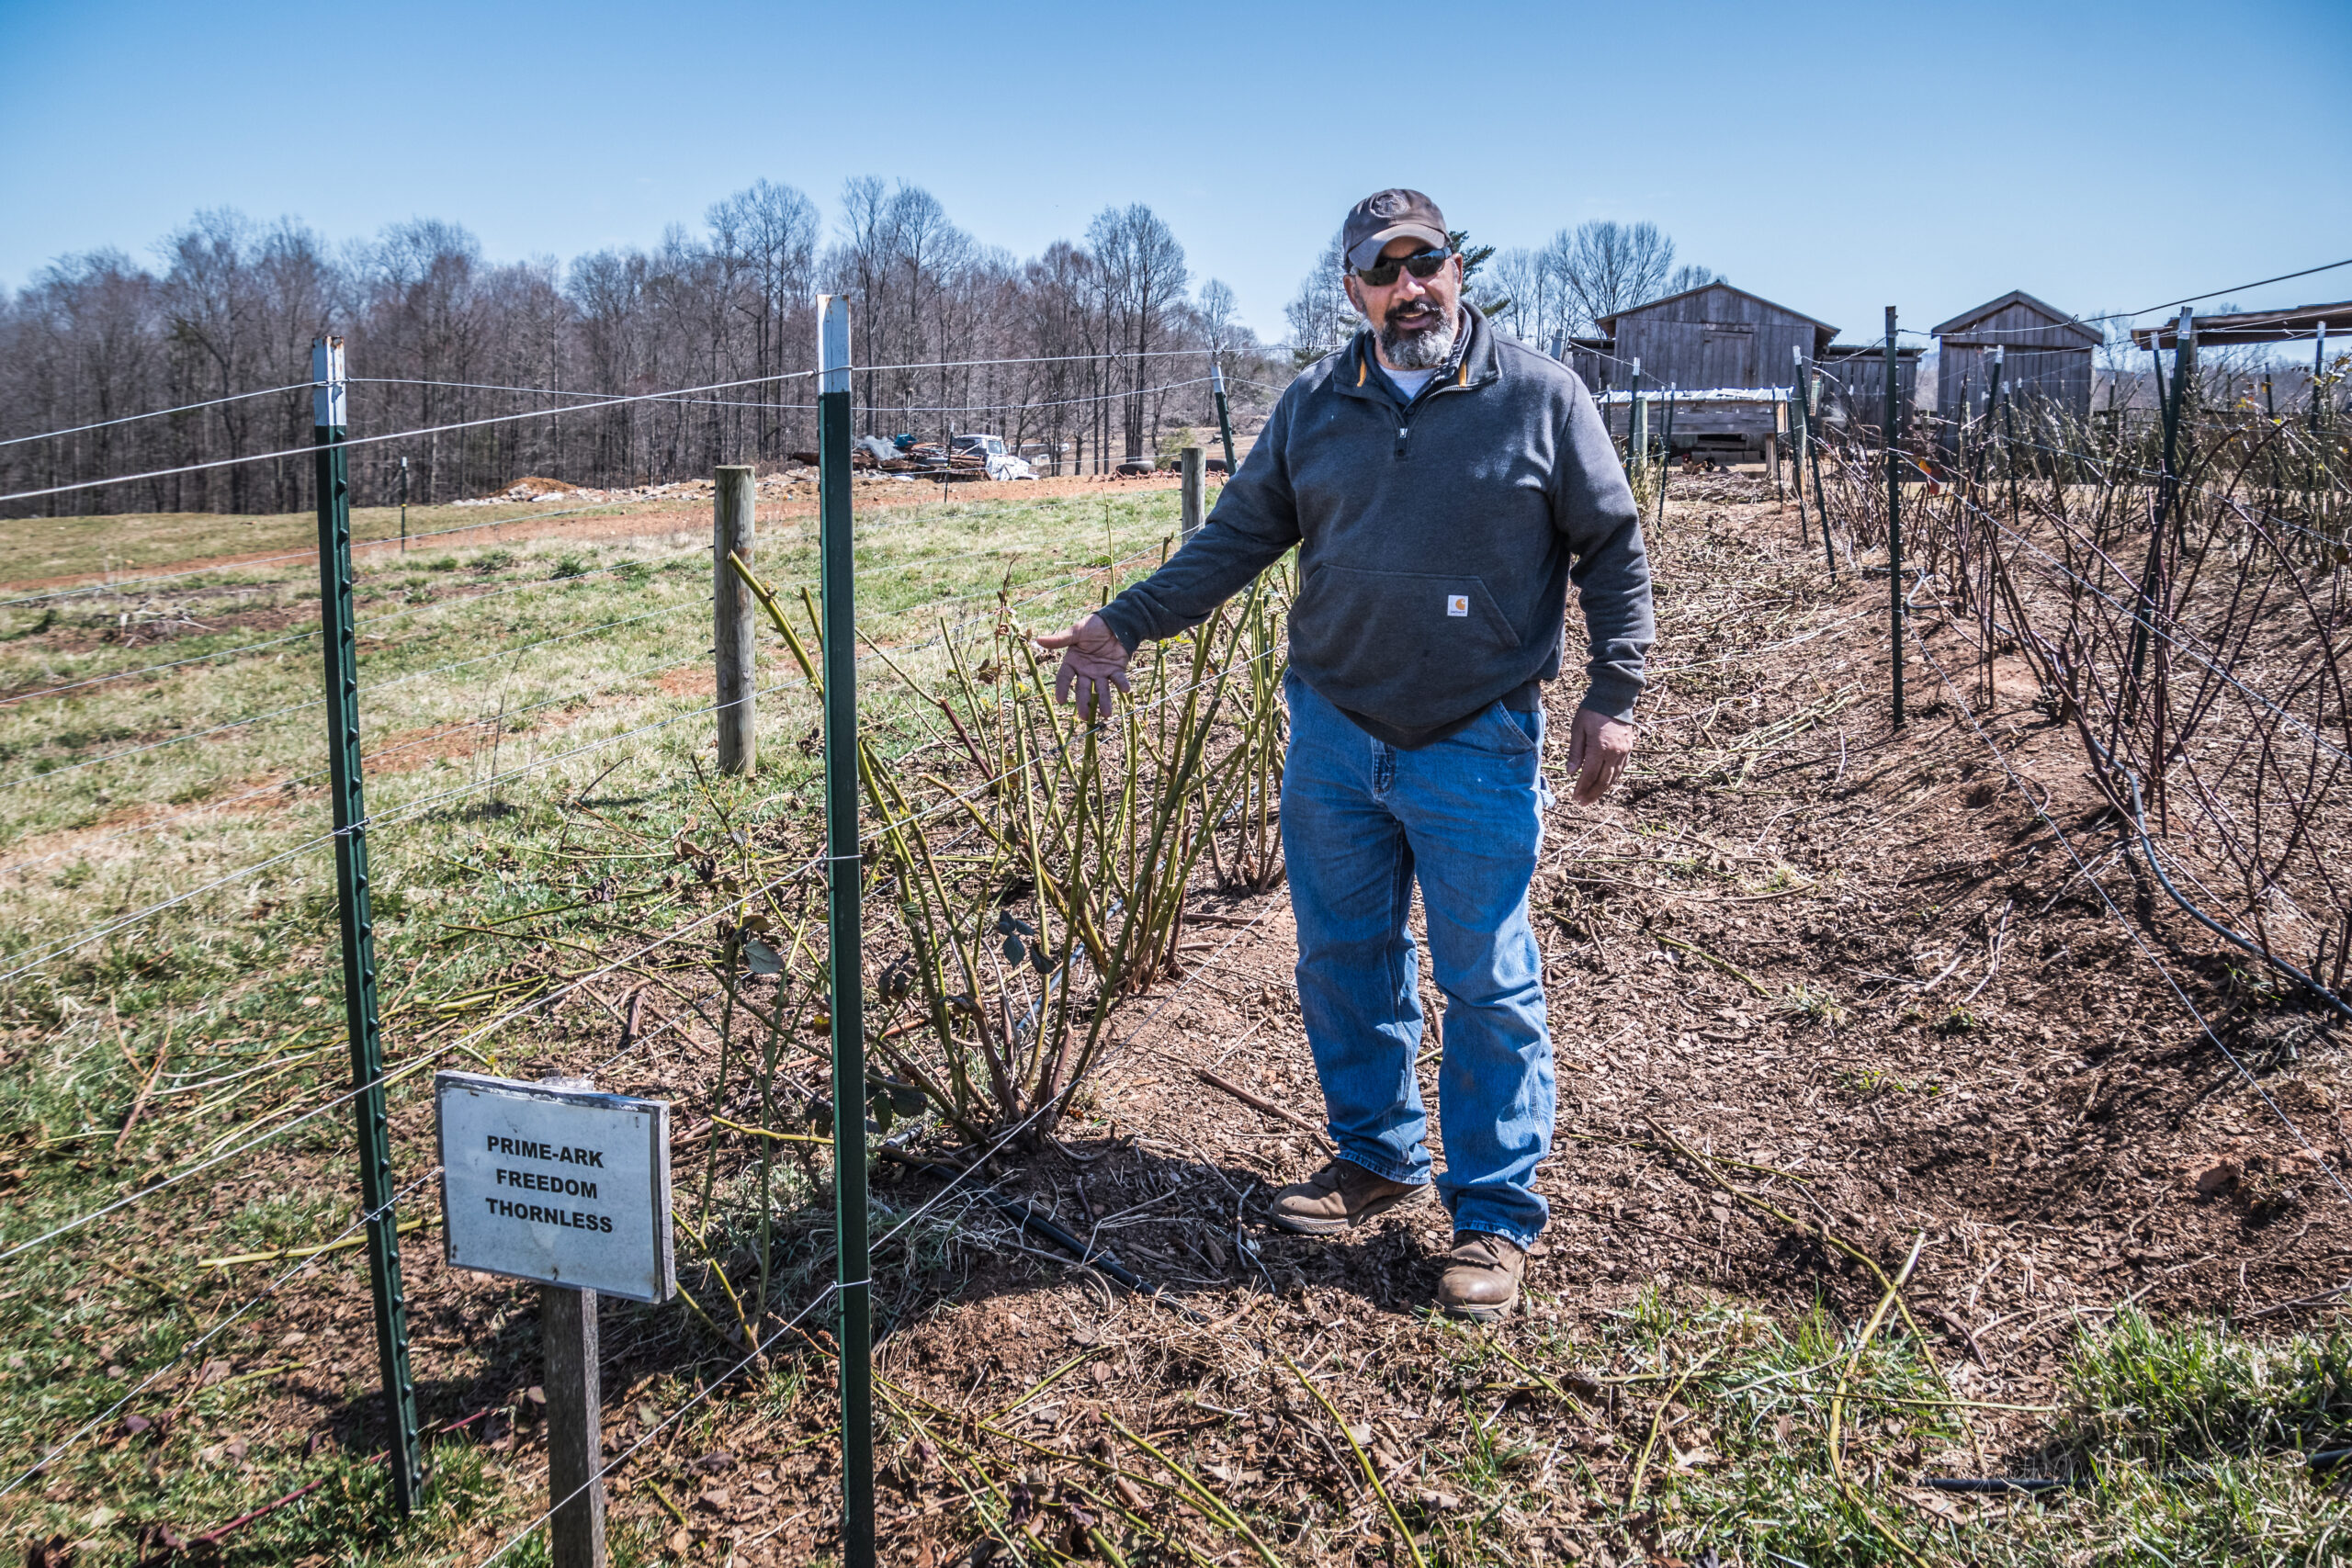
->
[[0, 336, 1281, 1562], [17, 293, 2339, 1559]]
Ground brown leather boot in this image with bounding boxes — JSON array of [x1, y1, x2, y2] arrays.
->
[[1436, 1232, 1527, 1322], [1267, 1159, 1428, 1235]]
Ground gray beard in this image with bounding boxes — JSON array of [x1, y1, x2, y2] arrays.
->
[[1377, 305, 1458, 370]]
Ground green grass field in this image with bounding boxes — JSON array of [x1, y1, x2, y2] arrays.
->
[[0, 485, 1191, 1563]]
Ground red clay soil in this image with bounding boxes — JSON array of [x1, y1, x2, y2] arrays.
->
[[0, 474, 1185, 597]]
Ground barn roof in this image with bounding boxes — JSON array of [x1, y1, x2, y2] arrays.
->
[[1595, 281, 1838, 337], [1931, 290, 2100, 347], [2130, 299, 2352, 348]]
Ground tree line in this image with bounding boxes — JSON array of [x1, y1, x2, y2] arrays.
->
[[1284, 218, 1718, 364], [0, 182, 1278, 518]]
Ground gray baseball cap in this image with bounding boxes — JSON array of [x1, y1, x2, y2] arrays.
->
[[1343, 189, 1450, 272]]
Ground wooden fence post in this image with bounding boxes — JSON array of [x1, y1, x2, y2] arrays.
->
[[542, 1282, 605, 1568], [714, 465, 756, 775], [1180, 446, 1204, 542]]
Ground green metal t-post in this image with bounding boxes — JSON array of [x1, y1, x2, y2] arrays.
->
[[1883, 307, 1904, 729], [311, 337, 424, 1514], [815, 296, 875, 1568], [399, 456, 409, 556], [1807, 367, 1834, 581], [1209, 363, 1238, 477]]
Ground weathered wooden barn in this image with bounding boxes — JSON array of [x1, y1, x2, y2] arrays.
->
[[1568, 284, 1838, 459], [1595, 283, 1838, 391], [1932, 290, 2098, 424], [1815, 344, 1923, 436]]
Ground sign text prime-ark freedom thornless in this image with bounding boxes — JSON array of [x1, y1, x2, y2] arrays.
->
[[434, 1072, 673, 1303]]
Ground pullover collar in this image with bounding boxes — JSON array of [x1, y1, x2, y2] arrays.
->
[[1343, 301, 1497, 406]]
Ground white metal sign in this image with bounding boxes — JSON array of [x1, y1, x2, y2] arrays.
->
[[435, 1072, 673, 1303]]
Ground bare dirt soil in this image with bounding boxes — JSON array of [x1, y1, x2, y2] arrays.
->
[[24, 473, 2346, 1565]]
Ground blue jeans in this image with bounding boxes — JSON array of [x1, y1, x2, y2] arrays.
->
[[1279, 671, 1555, 1247]]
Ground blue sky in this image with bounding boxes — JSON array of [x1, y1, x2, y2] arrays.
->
[[4, 0, 2347, 346]]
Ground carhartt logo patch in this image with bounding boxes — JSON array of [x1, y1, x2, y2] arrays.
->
[[1446, 594, 1469, 617]]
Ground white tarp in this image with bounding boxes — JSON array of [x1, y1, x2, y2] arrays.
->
[[1596, 388, 1793, 404]]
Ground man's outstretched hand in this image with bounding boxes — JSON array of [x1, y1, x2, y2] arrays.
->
[[1566, 707, 1636, 805], [1035, 613, 1134, 719]]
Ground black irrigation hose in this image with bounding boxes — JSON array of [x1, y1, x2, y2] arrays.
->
[[893, 1156, 1199, 1319], [1903, 566, 2352, 1027], [2093, 733, 2352, 1028], [1922, 1448, 2352, 1495]]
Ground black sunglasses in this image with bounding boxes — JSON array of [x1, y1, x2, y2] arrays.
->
[[1351, 248, 1453, 287]]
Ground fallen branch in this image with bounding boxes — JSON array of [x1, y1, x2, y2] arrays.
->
[[199, 1214, 427, 1270], [1656, 934, 1770, 998], [1195, 1069, 1334, 1156], [1277, 1345, 1426, 1568]]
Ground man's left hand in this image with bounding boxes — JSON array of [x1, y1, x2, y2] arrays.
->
[[1566, 708, 1635, 804]]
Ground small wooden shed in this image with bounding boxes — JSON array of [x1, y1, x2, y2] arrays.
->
[[1932, 290, 2098, 423], [1595, 283, 1838, 393], [1815, 344, 1924, 436]]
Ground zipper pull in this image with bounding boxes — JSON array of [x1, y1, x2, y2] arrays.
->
[[1396, 425, 1409, 459]]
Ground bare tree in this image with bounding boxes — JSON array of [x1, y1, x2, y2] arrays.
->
[[1, 186, 1295, 516], [1283, 231, 1353, 367], [1554, 221, 1685, 328], [1085, 204, 1188, 463]]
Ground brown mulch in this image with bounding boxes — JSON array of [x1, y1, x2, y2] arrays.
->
[[26, 472, 2347, 1564]]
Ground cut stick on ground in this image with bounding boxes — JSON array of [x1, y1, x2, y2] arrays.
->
[[198, 1213, 426, 1269], [1277, 1346, 1427, 1568], [1627, 1359, 1701, 1503], [708, 1115, 831, 1145], [1195, 1069, 1334, 1156], [882, 1372, 1226, 1567], [113, 1020, 173, 1156], [1642, 1115, 1989, 1474], [1829, 1233, 1927, 1480], [1655, 934, 1770, 998], [1104, 1415, 1287, 1568]]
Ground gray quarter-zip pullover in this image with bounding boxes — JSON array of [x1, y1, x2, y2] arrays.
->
[[1097, 304, 1655, 748]]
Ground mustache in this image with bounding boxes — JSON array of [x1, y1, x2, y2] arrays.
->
[[1385, 299, 1444, 326]]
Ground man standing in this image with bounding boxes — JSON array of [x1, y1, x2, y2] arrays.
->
[[1038, 189, 1654, 1320]]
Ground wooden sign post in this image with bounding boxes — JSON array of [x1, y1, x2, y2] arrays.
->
[[436, 1073, 673, 1568]]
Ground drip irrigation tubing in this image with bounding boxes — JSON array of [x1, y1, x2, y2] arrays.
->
[[1912, 560, 2349, 1020], [1902, 588, 2352, 1206]]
